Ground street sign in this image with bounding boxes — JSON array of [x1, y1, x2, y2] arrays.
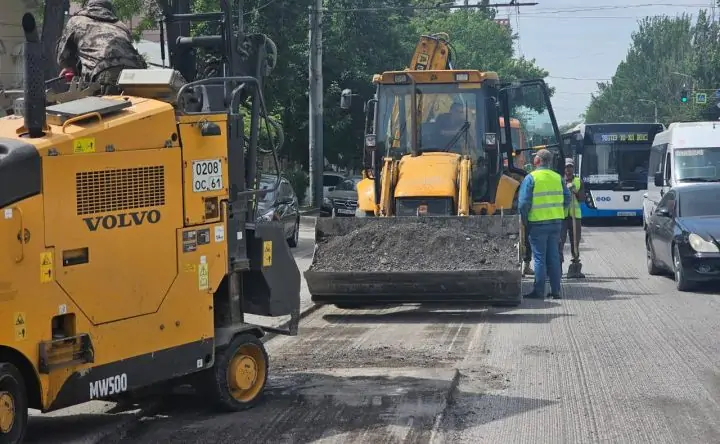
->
[[696, 92, 707, 104]]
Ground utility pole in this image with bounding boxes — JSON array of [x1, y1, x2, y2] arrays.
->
[[639, 99, 658, 123], [308, 0, 324, 208]]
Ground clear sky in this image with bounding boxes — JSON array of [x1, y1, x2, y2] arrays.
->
[[492, 0, 714, 124]]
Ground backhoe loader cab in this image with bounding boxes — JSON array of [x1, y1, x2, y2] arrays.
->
[[355, 70, 563, 217], [0, 5, 299, 443]]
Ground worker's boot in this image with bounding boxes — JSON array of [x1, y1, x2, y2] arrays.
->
[[566, 261, 585, 279], [522, 261, 534, 276]]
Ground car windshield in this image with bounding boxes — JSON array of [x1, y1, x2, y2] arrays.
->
[[335, 178, 359, 191], [375, 82, 486, 158], [580, 143, 650, 190], [679, 188, 720, 217], [674, 147, 720, 182], [259, 178, 278, 202]]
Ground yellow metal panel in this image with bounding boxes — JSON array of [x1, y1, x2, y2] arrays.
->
[[178, 117, 229, 226], [495, 174, 520, 212], [42, 148, 184, 324], [356, 178, 376, 213], [394, 153, 459, 198], [0, 97, 180, 155]]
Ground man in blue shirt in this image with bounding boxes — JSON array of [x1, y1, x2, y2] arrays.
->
[[518, 149, 571, 299]]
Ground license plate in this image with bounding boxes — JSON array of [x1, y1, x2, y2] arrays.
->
[[337, 209, 354, 215], [192, 159, 223, 192], [617, 211, 636, 216]]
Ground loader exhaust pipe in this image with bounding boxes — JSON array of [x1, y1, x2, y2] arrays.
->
[[21, 13, 46, 138]]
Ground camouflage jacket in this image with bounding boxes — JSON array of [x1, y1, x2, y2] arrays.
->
[[56, 0, 147, 82]]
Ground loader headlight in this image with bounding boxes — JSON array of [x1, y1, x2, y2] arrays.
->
[[688, 233, 719, 253], [454, 73, 469, 82]]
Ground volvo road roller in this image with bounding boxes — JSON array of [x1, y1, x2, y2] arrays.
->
[[0, 3, 299, 442]]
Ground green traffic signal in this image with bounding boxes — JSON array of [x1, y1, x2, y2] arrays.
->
[[680, 89, 688, 103]]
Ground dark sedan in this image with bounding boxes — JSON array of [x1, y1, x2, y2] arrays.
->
[[320, 176, 362, 217], [645, 182, 720, 291], [256, 174, 300, 247]]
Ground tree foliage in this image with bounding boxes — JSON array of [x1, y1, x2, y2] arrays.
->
[[585, 9, 720, 124]]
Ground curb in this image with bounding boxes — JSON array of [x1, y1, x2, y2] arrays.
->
[[97, 303, 323, 443]]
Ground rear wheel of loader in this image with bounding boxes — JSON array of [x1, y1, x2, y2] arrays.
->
[[0, 363, 27, 444], [205, 334, 269, 411]]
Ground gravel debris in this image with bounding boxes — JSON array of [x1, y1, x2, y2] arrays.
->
[[310, 221, 518, 272]]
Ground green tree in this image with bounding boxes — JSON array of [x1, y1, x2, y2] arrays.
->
[[585, 11, 720, 124]]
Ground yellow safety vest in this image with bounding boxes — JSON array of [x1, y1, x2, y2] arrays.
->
[[528, 169, 565, 222], [565, 176, 582, 219]]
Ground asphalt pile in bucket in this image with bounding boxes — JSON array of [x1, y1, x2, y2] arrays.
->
[[310, 222, 518, 272]]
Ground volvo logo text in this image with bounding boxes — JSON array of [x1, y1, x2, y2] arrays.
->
[[83, 210, 162, 231]]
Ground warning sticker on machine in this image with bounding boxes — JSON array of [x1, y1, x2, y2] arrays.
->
[[4, 209, 12, 219], [73, 137, 96, 154], [198, 263, 209, 291], [14, 312, 26, 341], [262, 240, 272, 267], [192, 159, 223, 193], [40, 252, 53, 283]]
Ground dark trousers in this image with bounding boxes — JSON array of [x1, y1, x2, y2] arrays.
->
[[560, 217, 582, 263]]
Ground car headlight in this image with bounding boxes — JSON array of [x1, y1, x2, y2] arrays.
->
[[257, 209, 276, 222], [688, 233, 719, 253], [323, 197, 332, 206]]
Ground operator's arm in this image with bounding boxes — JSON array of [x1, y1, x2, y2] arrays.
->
[[518, 174, 534, 224], [56, 18, 79, 70], [562, 177, 571, 211]]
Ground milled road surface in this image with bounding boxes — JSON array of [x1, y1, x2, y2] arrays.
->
[[27, 223, 720, 443]]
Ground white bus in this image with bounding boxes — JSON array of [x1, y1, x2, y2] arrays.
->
[[643, 121, 720, 227], [562, 122, 665, 220]]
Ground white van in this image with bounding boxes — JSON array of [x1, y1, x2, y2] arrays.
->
[[643, 121, 720, 228]]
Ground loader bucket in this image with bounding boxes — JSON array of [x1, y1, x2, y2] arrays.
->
[[304, 215, 523, 306]]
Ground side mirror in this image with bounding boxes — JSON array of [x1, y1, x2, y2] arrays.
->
[[656, 208, 671, 217], [654, 172, 664, 187], [340, 89, 353, 109], [365, 133, 377, 149]]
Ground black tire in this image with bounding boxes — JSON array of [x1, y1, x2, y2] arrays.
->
[[0, 363, 28, 444], [203, 334, 269, 412], [287, 219, 299, 248], [673, 244, 693, 292], [646, 236, 662, 276]]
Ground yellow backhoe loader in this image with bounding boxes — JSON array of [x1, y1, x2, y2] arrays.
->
[[0, 3, 299, 442], [305, 34, 566, 308]]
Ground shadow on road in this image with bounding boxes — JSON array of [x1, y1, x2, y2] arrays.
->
[[26, 412, 132, 443], [119, 371, 557, 443], [561, 282, 644, 301]]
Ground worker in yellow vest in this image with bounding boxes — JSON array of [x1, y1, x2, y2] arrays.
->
[[560, 158, 586, 278], [518, 149, 571, 299]]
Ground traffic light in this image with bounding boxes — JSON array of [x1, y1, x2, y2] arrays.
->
[[680, 89, 689, 103]]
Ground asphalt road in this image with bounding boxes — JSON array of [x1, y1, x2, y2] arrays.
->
[[27, 222, 720, 443]]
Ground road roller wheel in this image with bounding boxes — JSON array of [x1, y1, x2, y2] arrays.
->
[[0, 363, 27, 444], [205, 334, 269, 411]]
